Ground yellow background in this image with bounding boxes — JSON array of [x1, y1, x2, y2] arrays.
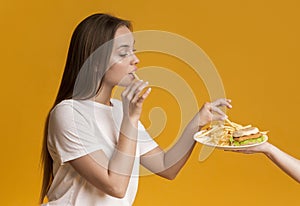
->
[[0, 0, 299, 205]]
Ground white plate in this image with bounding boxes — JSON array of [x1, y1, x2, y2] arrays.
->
[[193, 131, 268, 150]]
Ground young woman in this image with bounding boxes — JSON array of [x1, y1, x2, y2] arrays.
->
[[235, 142, 300, 183], [40, 13, 232, 205]]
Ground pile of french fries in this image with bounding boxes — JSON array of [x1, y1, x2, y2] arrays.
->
[[194, 119, 253, 146]]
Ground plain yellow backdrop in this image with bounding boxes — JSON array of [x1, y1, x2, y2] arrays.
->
[[0, 0, 299, 205]]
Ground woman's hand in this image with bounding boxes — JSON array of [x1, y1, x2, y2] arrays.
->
[[232, 141, 271, 154], [121, 80, 151, 122], [196, 98, 232, 128]]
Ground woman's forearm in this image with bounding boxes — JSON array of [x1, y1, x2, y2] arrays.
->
[[141, 99, 231, 179], [107, 118, 138, 195], [263, 142, 300, 183], [158, 118, 200, 179], [109, 118, 138, 174]]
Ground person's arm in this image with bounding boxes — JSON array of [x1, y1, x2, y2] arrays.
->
[[236, 142, 300, 183], [141, 98, 232, 179], [70, 81, 151, 198]]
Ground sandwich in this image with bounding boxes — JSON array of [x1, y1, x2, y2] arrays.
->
[[230, 126, 266, 146]]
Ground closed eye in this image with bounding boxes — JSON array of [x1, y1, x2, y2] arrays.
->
[[119, 49, 137, 57]]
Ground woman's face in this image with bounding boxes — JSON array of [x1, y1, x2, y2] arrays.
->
[[103, 26, 139, 87]]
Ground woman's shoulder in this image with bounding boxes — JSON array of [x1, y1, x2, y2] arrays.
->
[[51, 99, 74, 112], [52, 99, 94, 111], [49, 99, 94, 128], [49, 99, 76, 120], [50, 98, 122, 118]]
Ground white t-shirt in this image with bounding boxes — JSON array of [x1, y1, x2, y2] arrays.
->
[[44, 99, 158, 206]]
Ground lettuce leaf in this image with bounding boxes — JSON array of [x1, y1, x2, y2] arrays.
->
[[230, 135, 265, 146]]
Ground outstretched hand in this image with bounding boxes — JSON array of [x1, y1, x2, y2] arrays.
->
[[231, 141, 271, 154]]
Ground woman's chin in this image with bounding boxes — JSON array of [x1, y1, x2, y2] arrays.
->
[[118, 81, 130, 87], [118, 77, 134, 87]]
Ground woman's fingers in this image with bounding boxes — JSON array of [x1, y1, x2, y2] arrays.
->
[[131, 82, 149, 103], [122, 80, 138, 97], [122, 80, 144, 100], [129, 81, 146, 101], [210, 105, 226, 116], [137, 87, 151, 103], [122, 80, 151, 106], [211, 98, 232, 108], [210, 98, 232, 120], [199, 98, 232, 123], [210, 106, 228, 121]]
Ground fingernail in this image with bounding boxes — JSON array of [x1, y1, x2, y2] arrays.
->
[[145, 81, 149, 84]]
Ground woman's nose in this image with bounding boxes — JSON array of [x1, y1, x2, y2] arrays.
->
[[131, 53, 140, 65]]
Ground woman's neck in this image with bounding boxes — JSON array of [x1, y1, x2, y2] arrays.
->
[[93, 85, 113, 106]]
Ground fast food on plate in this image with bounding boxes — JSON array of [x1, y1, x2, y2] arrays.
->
[[193, 119, 268, 149]]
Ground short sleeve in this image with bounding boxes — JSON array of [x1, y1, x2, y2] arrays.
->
[[138, 121, 158, 155], [47, 102, 105, 164]]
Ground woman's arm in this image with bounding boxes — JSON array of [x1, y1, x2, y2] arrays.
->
[[70, 80, 151, 198], [141, 99, 232, 179], [236, 142, 300, 183], [69, 119, 138, 198]]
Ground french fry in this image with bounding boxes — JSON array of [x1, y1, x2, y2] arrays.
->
[[132, 72, 140, 80], [194, 126, 220, 138], [225, 118, 235, 127]]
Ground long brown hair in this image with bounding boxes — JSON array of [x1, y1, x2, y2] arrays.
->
[[40, 13, 132, 203]]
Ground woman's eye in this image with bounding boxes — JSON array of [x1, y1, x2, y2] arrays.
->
[[119, 51, 130, 57], [119, 53, 128, 57], [119, 49, 136, 57]]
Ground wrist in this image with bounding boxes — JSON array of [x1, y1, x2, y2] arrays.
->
[[191, 113, 207, 129], [262, 142, 274, 156], [121, 117, 138, 137], [124, 115, 139, 125], [122, 111, 140, 123]]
